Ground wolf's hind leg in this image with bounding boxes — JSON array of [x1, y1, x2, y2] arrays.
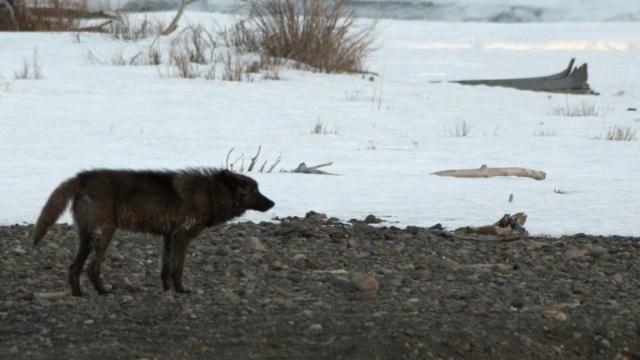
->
[[69, 228, 93, 297], [86, 226, 115, 295]]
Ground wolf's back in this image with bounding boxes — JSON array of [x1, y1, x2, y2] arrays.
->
[[33, 176, 82, 247]]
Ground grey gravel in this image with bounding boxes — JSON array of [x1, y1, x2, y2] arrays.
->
[[1, 212, 639, 359]]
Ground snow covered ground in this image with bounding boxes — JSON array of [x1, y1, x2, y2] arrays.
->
[[1, 7, 639, 236]]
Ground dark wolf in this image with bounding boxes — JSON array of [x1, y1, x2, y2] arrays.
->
[[33, 168, 275, 296]]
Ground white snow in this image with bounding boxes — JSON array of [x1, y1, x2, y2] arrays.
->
[[1, 5, 639, 236]]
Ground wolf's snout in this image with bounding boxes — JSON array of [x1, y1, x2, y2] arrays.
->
[[255, 194, 275, 212]]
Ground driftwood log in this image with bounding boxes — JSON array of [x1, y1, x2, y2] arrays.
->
[[432, 164, 546, 181], [454, 213, 529, 241], [443, 58, 597, 95], [292, 162, 335, 175]]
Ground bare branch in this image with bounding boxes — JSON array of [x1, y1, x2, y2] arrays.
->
[[247, 145, 261, 172], [225, 148, 234, 170], [267, 155, 281, 173], [161, 0, 198, 36]]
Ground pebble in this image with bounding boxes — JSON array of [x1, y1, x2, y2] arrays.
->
[[268, 257, 283, 271], [307, 324, 323, 335], [439, 258, 460, 270], [613, 273, 624, 284], [215, 246, 230, 256], [332, 277, 354, 292]]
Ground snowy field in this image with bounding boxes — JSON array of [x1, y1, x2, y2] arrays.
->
[[1, 6, 639, 236]]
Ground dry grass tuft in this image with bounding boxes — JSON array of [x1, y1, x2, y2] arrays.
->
[[14, 48, 44, 79], [591, 124, 638, 141], [549, 99, 601, 117]]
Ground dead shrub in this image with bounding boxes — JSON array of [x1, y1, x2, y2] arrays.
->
[[168, 47, 200, 79], [238, 0, 378, 73]]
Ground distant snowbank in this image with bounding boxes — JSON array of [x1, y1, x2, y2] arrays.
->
[[178, 0, 640, 22]]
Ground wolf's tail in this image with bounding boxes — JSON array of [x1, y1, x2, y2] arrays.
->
[[33, 176, 82, 247]]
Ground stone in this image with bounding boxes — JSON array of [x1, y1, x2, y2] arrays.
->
[[563, 249, 584, 262], [364, 215, 381, 224], [243, 237, 266, 251], [351, 274, 379, 292]]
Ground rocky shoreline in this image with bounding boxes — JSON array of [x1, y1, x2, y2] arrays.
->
[[1, 212, 639, 359]]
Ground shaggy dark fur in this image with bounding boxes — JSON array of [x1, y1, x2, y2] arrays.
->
[[33, 168, 275, 296]]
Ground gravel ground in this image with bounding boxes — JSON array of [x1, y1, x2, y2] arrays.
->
[[1, 212, 639, 359]]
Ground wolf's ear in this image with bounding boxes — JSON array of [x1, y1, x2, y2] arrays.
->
[[219, 169, 240, 189]]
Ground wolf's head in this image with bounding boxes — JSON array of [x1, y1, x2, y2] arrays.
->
[[220, 170, 275, 212]]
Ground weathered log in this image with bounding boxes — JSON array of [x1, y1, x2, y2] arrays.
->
[[432, 164, 546, 181], [443, 58, 597, 95]]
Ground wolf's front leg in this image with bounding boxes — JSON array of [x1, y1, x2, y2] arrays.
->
[[162, 227, 201, 293]]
